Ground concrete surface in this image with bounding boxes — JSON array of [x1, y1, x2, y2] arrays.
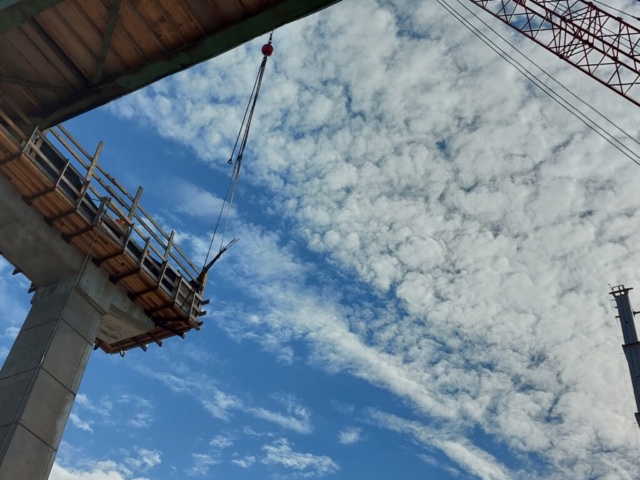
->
[[0, 172, 153, 479]]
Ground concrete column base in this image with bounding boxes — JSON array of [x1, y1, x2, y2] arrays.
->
[[0, 277, 104, 480]]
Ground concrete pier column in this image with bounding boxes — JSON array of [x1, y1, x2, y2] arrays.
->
[[0, 271, 112, 480]]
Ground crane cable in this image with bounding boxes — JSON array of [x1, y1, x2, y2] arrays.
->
[[453, 0, 640, 155], [196, 33, 275, 291], [437, 0, 640, 168]]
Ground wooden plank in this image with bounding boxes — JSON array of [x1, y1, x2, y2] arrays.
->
[[208, 0, 246, 24], [47, 127, 89, 167], [0, 107, 27, 140], [182, 0, 220, 31], [35, 8, 95, 81], [0, 83, 39, 120], [3, 95, 32, 127], [0, 0, 67, 36], [5, 25, 75, 89], [128, 186, 142, 219], [19, 23, 84, 88], [113, 0, 164, 58], [155, 0, 202, 40], [0, 124, 23, 152], [79, 0, 144, 70], [2, 161, 50, 197], [0, 33, 62, 106], [56, 0, 106, 57], [131, 0, 184, 50]]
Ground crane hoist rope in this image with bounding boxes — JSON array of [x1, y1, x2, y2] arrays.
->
[[195, 33, 275, 292]]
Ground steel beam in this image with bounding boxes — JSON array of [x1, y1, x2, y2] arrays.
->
[[0, 0, 65, 36], [30, 0, 341, 128]]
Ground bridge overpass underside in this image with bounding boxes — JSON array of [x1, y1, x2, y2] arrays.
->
[[0, 0, 339, 130]]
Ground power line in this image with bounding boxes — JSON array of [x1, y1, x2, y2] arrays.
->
[[591, 0, 640, 21], [455, 0, 640, 155], [436, 0, 640, 168]]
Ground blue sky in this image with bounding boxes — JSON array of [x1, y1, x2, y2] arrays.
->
[[4, 0, 640, 478]]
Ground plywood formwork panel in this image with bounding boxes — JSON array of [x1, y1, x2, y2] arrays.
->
[[0, 0, 341, 128]]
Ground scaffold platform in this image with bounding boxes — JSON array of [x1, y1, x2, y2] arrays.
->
[[0, 98, 208, 354]]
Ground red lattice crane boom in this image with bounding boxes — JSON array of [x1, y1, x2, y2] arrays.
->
[[469, 0, 640, 108]]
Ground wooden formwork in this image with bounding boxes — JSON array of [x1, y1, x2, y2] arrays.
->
[[0, 98, 208, 354]]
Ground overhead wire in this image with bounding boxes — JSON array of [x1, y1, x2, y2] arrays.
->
[[435, 0, 640, 168], [441, 0, 640, 451], [452, 0, 640, 155]]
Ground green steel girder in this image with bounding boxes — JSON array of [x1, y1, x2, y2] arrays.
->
[[30, 0, 341, 129], [0, 0, 65, 36]]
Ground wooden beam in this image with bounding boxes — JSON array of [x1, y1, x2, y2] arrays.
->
[[148, 333, 162, 347], [92, 0, 122, 86], [133, 337, 148, 352], [31, 0, 342, 128], [0, 0, 65, 36], [129, 186, 142, 219], [0, 74, 70, 93]]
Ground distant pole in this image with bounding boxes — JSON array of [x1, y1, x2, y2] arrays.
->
[[610, 285, 640, 427]]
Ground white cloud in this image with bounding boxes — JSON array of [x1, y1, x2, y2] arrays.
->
[[261, 439, 339, 478], [0, 346, 8, 364], [202, 390, 242, 420], [165, 179, 228, 220], [0, 258, 29, 363], [124, 448, 161, 471], [338, 426, 362, 445], [2, 326, 19, 339], [418, 455, 461, 478], [74, 393, 113, 423], [249, 406, 312, 435], [248, 395, 313, 435], [127, 412, 153, 429], [118, 395, 154, 429], [50, 445, 160, 480], [231, 455, 256, 468], [136, 364, 313, 433], [210, 434, 234, 449], [109, 0, 640, 477], [369, 410, 510, 480], [186, 453, 220, 477], [49, 461, 129, 480], [330, 400, 354, 415], [69, 413, 93, 433], [72, 393, 153, 431], [242, 426, 274, 438]]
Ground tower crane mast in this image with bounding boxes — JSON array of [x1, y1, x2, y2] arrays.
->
[[469, 0, 640, 108]]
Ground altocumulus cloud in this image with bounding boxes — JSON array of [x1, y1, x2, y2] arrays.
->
[[338, 426, 362, 445], [50, 446, 161, 480], [110, 0, 640, 477], [261, 439, 339, 478]]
